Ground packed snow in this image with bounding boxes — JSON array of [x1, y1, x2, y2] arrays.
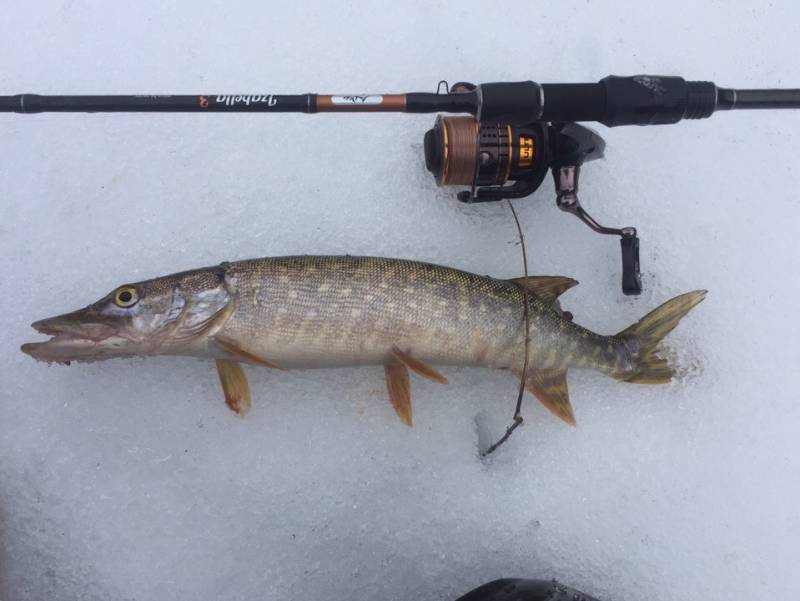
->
[[1, 1, 799, 600]]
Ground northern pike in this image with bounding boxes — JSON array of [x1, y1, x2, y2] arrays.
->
[[21, 256, 706, 425]]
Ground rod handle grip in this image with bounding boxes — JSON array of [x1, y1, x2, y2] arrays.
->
[[540, 76, 717, 126]]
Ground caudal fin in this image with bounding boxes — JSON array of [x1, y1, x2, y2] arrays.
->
[[617, 290, 707, 384]]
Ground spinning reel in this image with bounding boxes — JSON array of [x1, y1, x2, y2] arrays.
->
[[4, 74, 800, 294], [422, 86, 638, 291]]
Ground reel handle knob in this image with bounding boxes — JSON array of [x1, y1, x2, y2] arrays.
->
[[620, 232, 642, 296]]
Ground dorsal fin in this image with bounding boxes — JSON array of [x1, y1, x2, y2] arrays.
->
[[510, 276, 578, 306], [521, 368, 576, 426], [216, 359, 252, 416]]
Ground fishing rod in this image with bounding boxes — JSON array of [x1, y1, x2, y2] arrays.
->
[[4, 75, 800, 294]]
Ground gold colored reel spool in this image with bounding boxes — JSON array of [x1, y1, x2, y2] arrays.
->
[[437, 116, 479, 185]]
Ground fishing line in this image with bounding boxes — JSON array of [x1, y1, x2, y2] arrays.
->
[[437, 116, 480, 185], [482, 199, 530, 457]]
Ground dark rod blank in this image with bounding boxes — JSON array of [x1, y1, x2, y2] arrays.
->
[[0, 94, 316, 113], [717, 87, 800, 110]]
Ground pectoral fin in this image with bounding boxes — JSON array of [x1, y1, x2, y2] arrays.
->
[[384, 363, 412, 426], [170, 292, 238, 346], [510, 276, 578, 306], [390, 347, 448, 384], [216, 336, 285, 370], [216, 359, 252, 416], [523, 368, 576, 426]]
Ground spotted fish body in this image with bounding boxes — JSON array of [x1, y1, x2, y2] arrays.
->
[[211, 257, 606, 371], [22, 255, 706, 425]]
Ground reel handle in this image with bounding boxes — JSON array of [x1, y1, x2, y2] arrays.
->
[[551, 124, 642, 295]]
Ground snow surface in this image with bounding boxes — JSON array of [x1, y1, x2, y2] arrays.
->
[[1, 2, 799, 600]]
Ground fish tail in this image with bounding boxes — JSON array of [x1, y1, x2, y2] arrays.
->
[[615, 290, 707, 384]]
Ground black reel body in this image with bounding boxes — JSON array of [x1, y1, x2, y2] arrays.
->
[[423, 85, 641, 295]]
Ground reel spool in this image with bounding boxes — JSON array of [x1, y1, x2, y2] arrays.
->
[[423, 116, 551, 200]]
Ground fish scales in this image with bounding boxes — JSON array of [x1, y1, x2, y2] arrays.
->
[[221, 256, 578, 370]]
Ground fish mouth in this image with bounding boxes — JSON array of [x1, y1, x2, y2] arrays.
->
[[21, 311, 124, 364]]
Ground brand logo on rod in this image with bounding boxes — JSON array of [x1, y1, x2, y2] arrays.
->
[[214, 95, 278, 107]]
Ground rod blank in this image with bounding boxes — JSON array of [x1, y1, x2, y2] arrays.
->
[[0, 94, 315, 113], [718, 88, 800, 110]]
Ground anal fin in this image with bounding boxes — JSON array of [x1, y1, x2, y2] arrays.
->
[[391, 346, 448, 384], [522, 368, 576, 426], [216, 359, 252, 416], [216, 336, 285, 370], [384, 363, 412, 426]]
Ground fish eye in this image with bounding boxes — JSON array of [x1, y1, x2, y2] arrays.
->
[[114, 286, 139, 308]]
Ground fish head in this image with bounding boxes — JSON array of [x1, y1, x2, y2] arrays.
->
[[21, 266, 234, 363]]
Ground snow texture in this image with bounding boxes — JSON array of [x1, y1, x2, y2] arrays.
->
[[1, 2, 799, 600]]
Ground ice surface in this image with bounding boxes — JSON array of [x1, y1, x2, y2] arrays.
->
[[1, 1, 800, 600]]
